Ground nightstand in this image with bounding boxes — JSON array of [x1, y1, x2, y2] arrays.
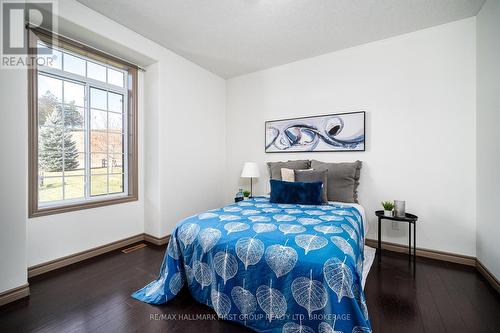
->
[[375, 210, 418, 266]]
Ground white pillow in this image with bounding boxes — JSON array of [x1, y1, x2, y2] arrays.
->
[[280, 168, 295, 182]]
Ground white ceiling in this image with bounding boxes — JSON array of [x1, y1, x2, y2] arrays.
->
[[76, 0, 484, 78]]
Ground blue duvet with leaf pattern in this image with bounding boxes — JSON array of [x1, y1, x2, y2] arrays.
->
[[132, 197, 371, 333]]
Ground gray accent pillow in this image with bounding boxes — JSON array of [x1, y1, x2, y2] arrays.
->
[[310, 160, 362, 203], [294, 169, 328, 203], [267, 160, 311, 180]]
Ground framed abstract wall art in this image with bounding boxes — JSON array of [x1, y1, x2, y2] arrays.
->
[[265, 111, 365, 153]]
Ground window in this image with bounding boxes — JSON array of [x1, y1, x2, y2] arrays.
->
[[29, 30, 138, 217]]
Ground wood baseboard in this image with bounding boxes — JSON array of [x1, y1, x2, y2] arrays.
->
[[476, 259, 500, 294], [0, 284, 30, 307], [28, 233, 170, 279], [365, 238, 476, 266], [143, 233, 170, 246], [28, 234, 145, 278], [365, 238, 500, 294]]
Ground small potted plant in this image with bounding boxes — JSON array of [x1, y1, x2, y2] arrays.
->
[[243, 190, 251, 199], [381, 201, 395, 217]]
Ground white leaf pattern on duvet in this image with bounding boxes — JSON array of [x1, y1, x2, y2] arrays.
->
[[231, 285, 257, 318], [223, 206, 242, 213], [265, 245, 298, 278], [291, 270, 327, 316], [238, 202, 254, 206], [352, 327, 371, 333], [198, 212, 219, 220], [198, 228, 221, 253], [184, 264, 194, 285], [313, 225, 343, 235], [211, 287, 232, 318], [352, 283, 369, 321], [255, 203, 272, 208], [273, 214, 297, 222], [253, 223, 277, 234], [248, 215, 271, 222], [278, 204, 295, 208], [331, 236, 356, 263], [279, 224, 306, 235], [346, 217, 361, 235], [319, 205, 336, 210], [282, 322, 315, 333], [214, 250, 238, 285], [236, 237, 265, 269], [193, 260, 212, 289], [219, 215, 241, 221], [304, 210, 326, 216], [263, 208, 281, 213], [285, 209, 303, 214], [295, 234, 328, 254], [178, 223, 200, 248], [145, 269, 168, 297], [167, 237, 180, 259], [256, 280, 287, 322], [318, 322, 344, 333], [352, 211, 362, 224], [333, 210, 353, 216], [169, 272, 184, 295], [224, 222, 250, 234], [298, 217, 322, 225], [241, 209, 261, 216], [356, 256, 363, 277], [341, 224, 358, 242], [319, 215, 344, 222], [323, 257, 354, 302]]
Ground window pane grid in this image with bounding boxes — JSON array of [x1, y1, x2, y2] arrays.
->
[[37, 43, 127, 206]]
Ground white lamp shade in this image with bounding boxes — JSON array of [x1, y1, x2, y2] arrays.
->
[[241, 162, 260, 178]]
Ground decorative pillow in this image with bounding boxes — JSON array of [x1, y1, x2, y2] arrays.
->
[[269, 179, 323, 205], [280, 168, 295, 182], [267, 160, 311, 180], [310, 160, 362, 203], [294, 169, 328, 203]]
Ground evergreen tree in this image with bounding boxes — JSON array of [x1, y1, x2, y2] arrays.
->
[[38, 91, 84, 128], [39, 105, 80, 172]]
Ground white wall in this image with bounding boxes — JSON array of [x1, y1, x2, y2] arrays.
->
[[226, 18, 477, 256], [0, 0, 226, 292], [0, 69, 28, 293], [144, 53, 227, 238], [477, 0, 500, 280], [157, 61, 226, 236]]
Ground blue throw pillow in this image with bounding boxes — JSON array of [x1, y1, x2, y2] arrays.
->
[[269, 179, 323, 205]]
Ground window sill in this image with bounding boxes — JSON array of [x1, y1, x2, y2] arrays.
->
[[29, 195, 138, 218]]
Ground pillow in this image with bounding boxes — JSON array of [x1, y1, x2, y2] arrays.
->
[[269, 179, 323, 205], [310, 160, 362, 203], [294, 169, 328, 203], [267, 160, 311, 180], [280, 168, 295, 182]]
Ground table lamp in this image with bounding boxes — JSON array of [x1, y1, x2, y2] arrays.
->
[[241, 162, 260, 198]]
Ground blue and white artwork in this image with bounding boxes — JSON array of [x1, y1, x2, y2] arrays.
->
[[265, 112, 365, 152]]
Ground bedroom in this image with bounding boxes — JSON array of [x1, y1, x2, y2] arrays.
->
[[0, 0, 499, 332]]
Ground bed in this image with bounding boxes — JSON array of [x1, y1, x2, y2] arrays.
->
[[132, 196, 372, 333]]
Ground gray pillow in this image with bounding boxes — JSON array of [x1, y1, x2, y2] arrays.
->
[[267, 160, 311, 180], [294, 169, 328, 203], [310, 160, 362, 203]]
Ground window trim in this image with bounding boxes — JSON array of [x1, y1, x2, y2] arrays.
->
[[28, 29, 138, 218]]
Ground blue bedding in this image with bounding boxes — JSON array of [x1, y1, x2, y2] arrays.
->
[[132, 197, 371, 333]]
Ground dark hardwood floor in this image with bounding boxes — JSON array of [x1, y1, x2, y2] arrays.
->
[[1, 244, 499, 333]]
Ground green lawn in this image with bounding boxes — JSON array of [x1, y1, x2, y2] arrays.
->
[[39, 167, 123, 202]]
